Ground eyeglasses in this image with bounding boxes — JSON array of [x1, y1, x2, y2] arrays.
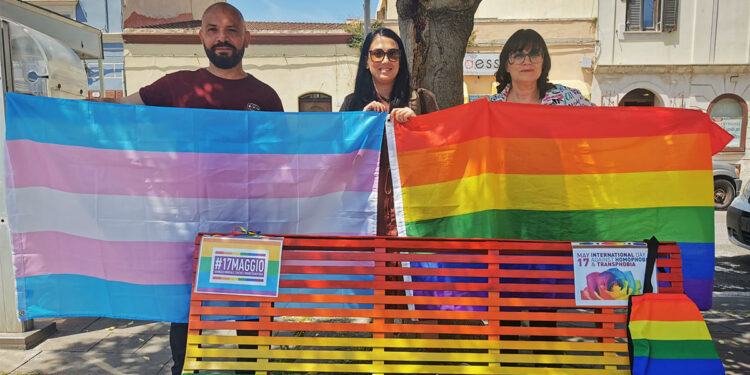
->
[[369, 48, 401, 62], [508, 51, 543, 65]]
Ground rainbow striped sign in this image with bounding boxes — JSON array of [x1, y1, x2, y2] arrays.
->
[[5, 93, 384, 322], [387, 99, 731, 309], [196, 236, 283, 297]]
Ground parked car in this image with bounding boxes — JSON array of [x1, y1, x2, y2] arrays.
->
[[727, 183, 750, 250], [714, 161, 742, 210]]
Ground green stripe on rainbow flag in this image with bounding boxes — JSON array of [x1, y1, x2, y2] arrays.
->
[[404, 206, 714, 243]]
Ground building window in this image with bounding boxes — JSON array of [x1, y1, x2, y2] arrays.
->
[[709, 94, 748, 152], [298, 93, 332, 112], [619, 88, 661, 107], [626, 0, 679, 32]]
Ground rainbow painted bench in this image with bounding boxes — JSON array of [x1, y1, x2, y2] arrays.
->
[[183, 235, 683, 374]]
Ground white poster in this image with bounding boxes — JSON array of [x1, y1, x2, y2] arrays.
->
[[572, 242, 657, 307], [712, 117, 743, 148]]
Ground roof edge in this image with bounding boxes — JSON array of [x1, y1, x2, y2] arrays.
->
[[122, 33, 352, 45]]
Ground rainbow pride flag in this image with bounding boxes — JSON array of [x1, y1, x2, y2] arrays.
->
[[628, 293, 724, 374], [5, 93, 384, 323], [386, 99, 731, 309]]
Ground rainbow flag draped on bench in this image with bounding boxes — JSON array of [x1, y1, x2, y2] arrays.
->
[[628, 293, 724, 374], [5, 93, 384, 323], [386, 99, 731, 310]]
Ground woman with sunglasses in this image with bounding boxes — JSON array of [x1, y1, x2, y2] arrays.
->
[[341, 27, 438, 235], [341, 28, 438, 124], [490, 29, 591, 106]]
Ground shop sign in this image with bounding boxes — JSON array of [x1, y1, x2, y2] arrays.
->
[[463, 53, 500, 76]]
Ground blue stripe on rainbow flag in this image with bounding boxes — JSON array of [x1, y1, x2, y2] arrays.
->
[[632, 357, 725, 375], [676, 242, 715, 310]]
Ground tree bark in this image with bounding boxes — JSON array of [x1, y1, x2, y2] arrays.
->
[[396, 0, 481, 109]]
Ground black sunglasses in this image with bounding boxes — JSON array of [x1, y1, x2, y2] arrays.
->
[[369, 48, 401, 62]]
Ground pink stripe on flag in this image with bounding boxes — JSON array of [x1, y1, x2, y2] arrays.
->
[[7, 140, 379, 199], [13, 232, 193, 285]]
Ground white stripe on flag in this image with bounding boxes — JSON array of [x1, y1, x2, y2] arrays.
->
[[9, 187, 377, 241]]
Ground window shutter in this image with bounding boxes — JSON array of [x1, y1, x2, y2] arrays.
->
[[626, 0, 643, 31], [663, 0, 679, 32]]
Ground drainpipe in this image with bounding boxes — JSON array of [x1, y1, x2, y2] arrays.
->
[[709, 0, 719, 63]]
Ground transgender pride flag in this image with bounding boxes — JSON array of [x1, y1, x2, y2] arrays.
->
[[5, 93, 384, 323]]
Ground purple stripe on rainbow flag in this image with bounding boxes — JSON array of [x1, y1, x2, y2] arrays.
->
[[6, 140, 379, 199]]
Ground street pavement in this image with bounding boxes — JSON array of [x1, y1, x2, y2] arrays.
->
[[710, 210, 750, 375], [1, 211, 748, 374]]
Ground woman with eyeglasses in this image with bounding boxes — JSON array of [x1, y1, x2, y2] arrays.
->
[[491, 29, 591, 361], [341, 27, 438, 235], [490, 29, 591, 106]]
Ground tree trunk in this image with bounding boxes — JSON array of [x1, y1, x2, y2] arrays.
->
[[396, 0, 481, 109]]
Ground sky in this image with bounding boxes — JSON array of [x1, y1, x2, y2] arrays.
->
[[228, 0, 380, 23]]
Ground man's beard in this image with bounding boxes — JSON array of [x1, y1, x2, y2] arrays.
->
[[204, 41, 245, 69]]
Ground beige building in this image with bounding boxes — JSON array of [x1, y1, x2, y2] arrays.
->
[[377, 0, 597, 101], [593, 0, 750, 177]]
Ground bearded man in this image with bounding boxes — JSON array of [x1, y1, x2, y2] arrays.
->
[[118, 2, 282, 112], [115, 3, 281, 374]]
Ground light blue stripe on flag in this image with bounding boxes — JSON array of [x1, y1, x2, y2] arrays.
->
[[5, 93, 385, 154]]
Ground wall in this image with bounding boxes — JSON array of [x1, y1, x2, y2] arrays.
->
[[597, 0, 750, 66], [474, 0, 596, 20], [380, 0, 596, 20], [713, 0, 750, 64], [123, 0, 218, 22]]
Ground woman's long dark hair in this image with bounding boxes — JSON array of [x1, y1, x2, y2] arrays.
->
[[350, 28, 411, 111], [494, 29, 554, 99]]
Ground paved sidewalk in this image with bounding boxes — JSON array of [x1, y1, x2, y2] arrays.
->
[[0, 317, 173, 375], [704, 294, 750, 375], [1, 294, 748, 374]]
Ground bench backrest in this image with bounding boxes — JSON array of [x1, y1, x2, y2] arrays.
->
[[184, 235, 683, 375]]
